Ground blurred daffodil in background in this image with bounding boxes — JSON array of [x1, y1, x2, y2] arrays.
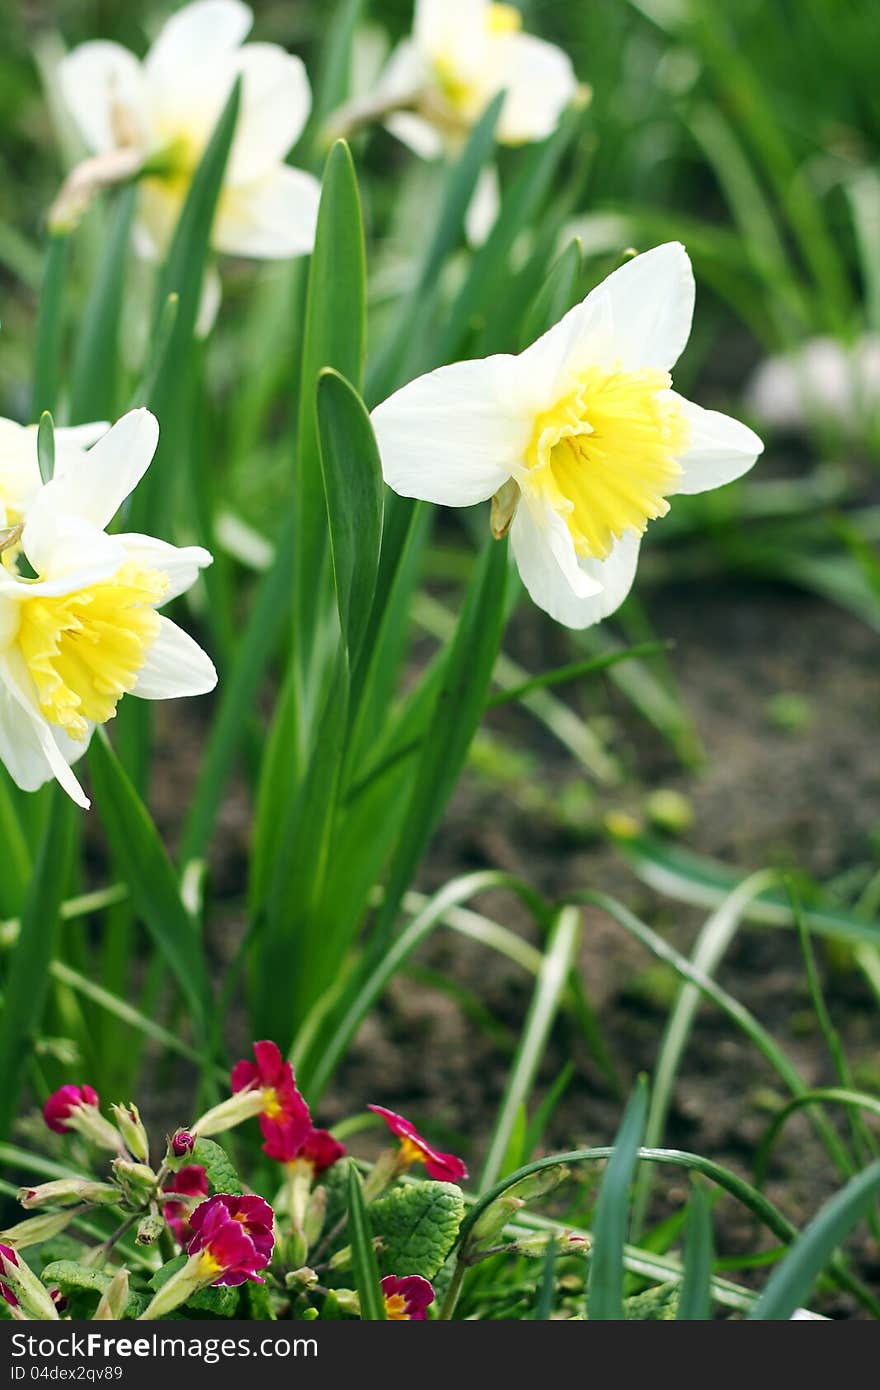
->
[[54, 0, 320, 263], [373, 243, 763, 627]]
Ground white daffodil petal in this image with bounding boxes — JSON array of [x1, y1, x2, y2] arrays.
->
[[385, 111, 445, 160], [25, 408, 159, 546], [593, 241, 695, 373], [414, 0, 487, 54], [117, 534, 213, 604], [670, 393, 764, 494], [213, 165, 321, 259], [54, 422, 111, 451], [12, 519, 126, 596], [511, 507, 640, 629], [57, 41, 151, 155], [466, 164, 501, 246], [0, 655, 90, 807], [196, 264, 223, 339], [513, 284, 615, 413], [375, 40, 427, 106], [144, 0, 252, 88], [134, 616, 217, 700], [372, 356, 529, 507], [228, 46, 311, 183], [494, 34, 578, 144]]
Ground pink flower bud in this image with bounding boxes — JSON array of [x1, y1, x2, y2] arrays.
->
[[172, 1130, 195, 1158], [43, 1085, 99, 1135]]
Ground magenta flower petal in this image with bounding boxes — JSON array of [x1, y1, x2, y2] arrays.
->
[[43, 1084, 99, 1135], [381, 1274, 435, 1320], [368, 1105, 468, 1183]]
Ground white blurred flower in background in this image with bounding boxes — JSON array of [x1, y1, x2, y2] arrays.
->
[[747, 335, 880, 438], [57, 0, 320, 264]]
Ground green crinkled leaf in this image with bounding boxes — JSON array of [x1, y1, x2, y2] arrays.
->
[[623, 1284, 680, 1320], [369, 1181, 465, 1280], [39, 1261, 144, 1317], [191, 1138, 243, 1195], [149, 1254, 240, 1317]]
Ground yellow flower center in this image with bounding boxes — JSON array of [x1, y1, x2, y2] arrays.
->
[[488, 3, 523, 34], [523, 367, 689, 560], [384, 1293, 410, 1320], [197, 1249, 223, 1279], [261, 1087, 284, 1120], [398, 1136, 426, 1168], [16, 562, 167, 741]]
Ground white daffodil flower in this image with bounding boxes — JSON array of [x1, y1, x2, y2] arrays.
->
[[0, 409, 216, 807], [57, 0, 320, 262], [372, 242, 764, 629], [0, 420, 108, 534], [347, 0, 578, 158]]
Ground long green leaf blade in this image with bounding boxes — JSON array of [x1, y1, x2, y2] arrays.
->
[[587, 1077, 649, 1319]]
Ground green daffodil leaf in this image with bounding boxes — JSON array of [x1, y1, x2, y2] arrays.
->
[[369, 1181, 466, 1280]]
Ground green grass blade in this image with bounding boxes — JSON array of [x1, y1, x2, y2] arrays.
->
[[587, 1078, 649, 1319], [366, 92, 504, 403], [179, 512, 295, 866], [130, 78, 241, 534], [88, 732, 211, 1035], [632, 869, 778, 1235], [368, 537, 508, 956], [31, 231, 70, 419], [533, 1238, 558, 1320], [0, 792, 74, 1138], [68, 186, 135, 423], [519, 237, 582, 347], [756, 1090, 880, 1188], [347, 1163, 386, 1320], [480, 905, 581, 1191], [751, 1160, 880, 1320], [677, 1181, 714, 1320], [293, 139, 366, 688], [0, 776, 30, 916], [615, 830, 880, 948], [316, 368, 384, 669]]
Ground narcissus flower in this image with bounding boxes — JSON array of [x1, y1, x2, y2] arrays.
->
[[229, 1040, 312, 1159], [381, 1274, 435, 1321], [42, 1085, 121, 1150], [368, 1105, 468, 1183], [0, 408, 216, 806], [162, 1165, 209, 1246], [372, 0, 578, 158], [188, 1194, 274, 1285], [372, 243, 763, 629], [0, 420, 107, 535], [57, 0, 320, 261]]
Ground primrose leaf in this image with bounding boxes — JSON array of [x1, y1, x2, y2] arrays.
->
[[40, 1261, 145, 1318], [369, 1181, 466, 1280], [191, 1138, 243, 1196]]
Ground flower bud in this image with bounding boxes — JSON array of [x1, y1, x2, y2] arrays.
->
[[19, 1180, 120, 1210], [111, 1159, 158, 1204], [1, 1208, 85, 1249], [284, 1267, 318, 1294], [0, 1246, 58, 1321], [93, 1268, 130, 1321], [136, 1212, 166, 1247], [43, 1085, 121, 1152], [303, 1185, 327, 1250], [333, 1289, 361, 1317], [514, 1230, 590, 1258], [111, 1103, 150, 1162], [171, 1130, 196, 1158], [469, 1195, 525, 1247]]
